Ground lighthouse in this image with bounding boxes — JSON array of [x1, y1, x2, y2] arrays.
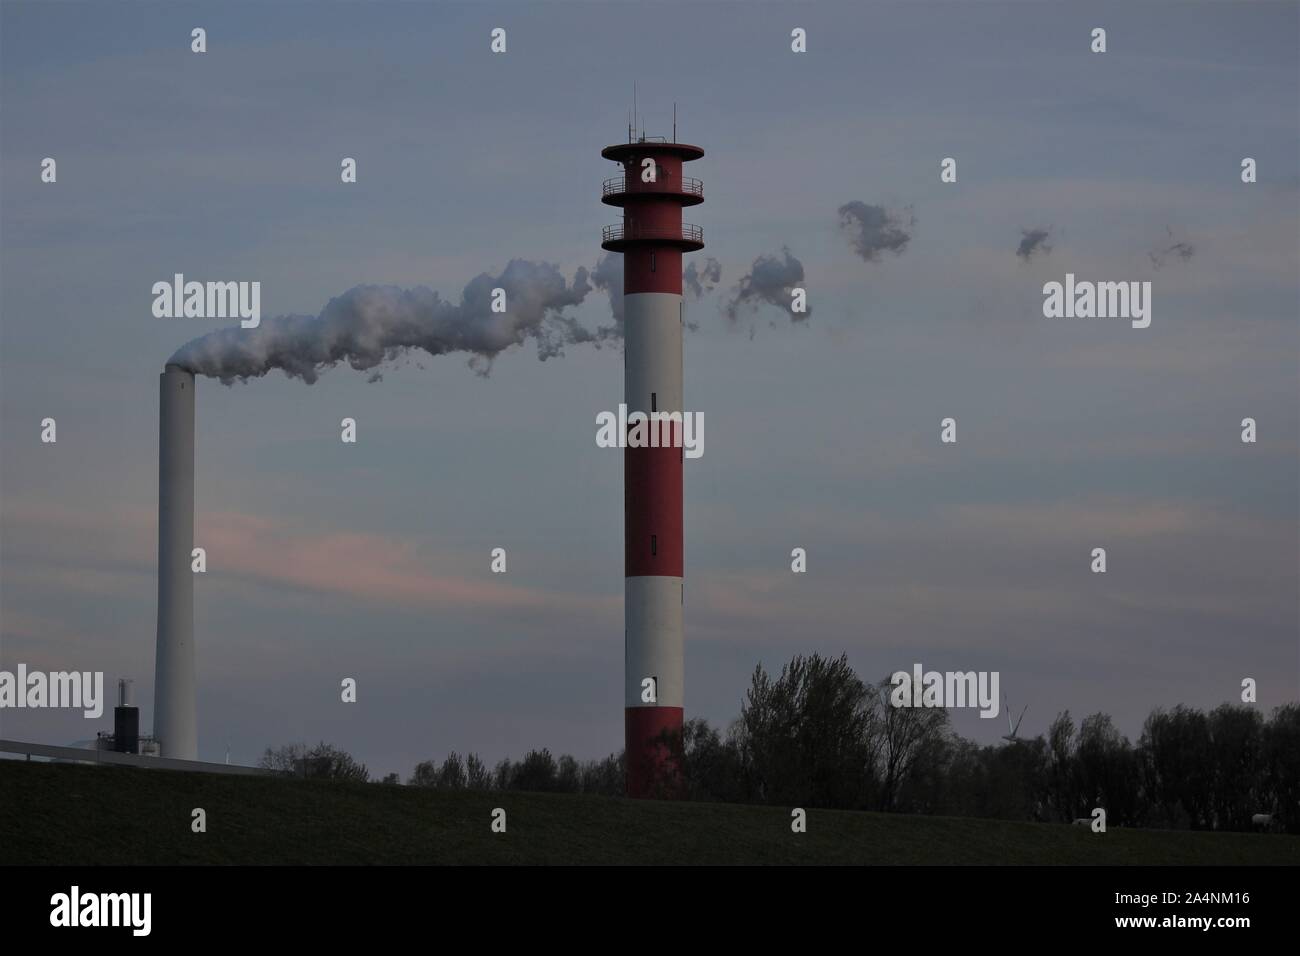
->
[[601, 131, 704, 797]]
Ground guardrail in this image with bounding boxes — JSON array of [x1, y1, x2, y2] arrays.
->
[[602, 222, 704, 244], [602, 175, 703, 198], [0, 738, 271, 776]]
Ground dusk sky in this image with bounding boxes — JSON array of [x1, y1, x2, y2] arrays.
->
[[2, 1, 1296, 779]]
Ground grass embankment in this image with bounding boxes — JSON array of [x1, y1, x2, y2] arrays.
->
[[2, 760, 1295, 865]]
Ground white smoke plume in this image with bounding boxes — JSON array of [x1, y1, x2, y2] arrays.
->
[[589, 253, 625, 337], [589, 253, 722, 337], [169, 259, 599, 385]]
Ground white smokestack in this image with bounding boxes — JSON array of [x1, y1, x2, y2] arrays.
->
[[154, 363, 197, 759]]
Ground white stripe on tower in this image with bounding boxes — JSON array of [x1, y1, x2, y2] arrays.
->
[[625, 290, 685, 712]]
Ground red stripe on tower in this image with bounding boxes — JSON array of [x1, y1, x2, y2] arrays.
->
[[601, 134, 703, 798]]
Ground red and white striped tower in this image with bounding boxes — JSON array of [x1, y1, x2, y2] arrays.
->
[[601, 133, 704, 798]]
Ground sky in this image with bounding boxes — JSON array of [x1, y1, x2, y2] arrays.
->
[[1, 0, 1297, 779]]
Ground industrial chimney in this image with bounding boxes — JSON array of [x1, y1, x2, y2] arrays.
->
[[113, 678, 140, 754], [154, 363, 197, 759], [601, 132, 704, 797]]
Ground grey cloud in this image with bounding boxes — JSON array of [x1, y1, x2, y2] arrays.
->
[[1016, 228, 1053, 261], [684, 257, 722, 298], [838, 201, 914, 262], [724, 247, 808, 322], [1149, 228, 1195, 269]]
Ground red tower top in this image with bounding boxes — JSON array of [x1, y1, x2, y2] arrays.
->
[[601, 137, 705, 253]]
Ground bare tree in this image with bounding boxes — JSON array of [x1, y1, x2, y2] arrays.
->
[[1207, 704, 1264, 831], [871, 678, 950, 812], [1138, 706, 1212, 828], [1262, 704, 1300, 833], [556, 754, 581, 793], [436, 752, 467, 790], [578, 753, 624, 796], [1047, 711, 1076, 820], [465, 753, 493, 790], [1075, 713, 1140, 825], [260, 741, 368, 782], [737, 655, 876, 808], [408, 759, 438, 788]]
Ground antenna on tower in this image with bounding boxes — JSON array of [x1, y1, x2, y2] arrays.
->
[[633, 81, 638, 142], [673, 102, 677, 142]]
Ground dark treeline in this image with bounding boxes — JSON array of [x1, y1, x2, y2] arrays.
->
[[260, 741, 370, 782], [408, 749, 625, 797], [267, 654, 1300, 834]]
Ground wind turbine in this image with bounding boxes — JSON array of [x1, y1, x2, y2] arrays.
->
[[1002, 697, 1029, 743]]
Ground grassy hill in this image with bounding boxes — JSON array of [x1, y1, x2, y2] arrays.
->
[[2, 760, 1297, 865]]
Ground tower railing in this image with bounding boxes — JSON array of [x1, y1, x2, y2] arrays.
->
[[602, 222, 703, 244], [602, 175, 703, 199]]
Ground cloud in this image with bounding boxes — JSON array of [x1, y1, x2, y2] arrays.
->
[[724, 247, 809, 322], [1015, 227, 1053, 261], [837, 201, 914, 261], [683, 257, 722, 298], [1149, 227, 1196, 268], [2, 502, 617, 620], [197, 512, 617, 616]]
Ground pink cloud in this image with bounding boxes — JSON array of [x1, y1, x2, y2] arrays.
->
[[2, 501, 616, 619], [198, 510, 613, 614]]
